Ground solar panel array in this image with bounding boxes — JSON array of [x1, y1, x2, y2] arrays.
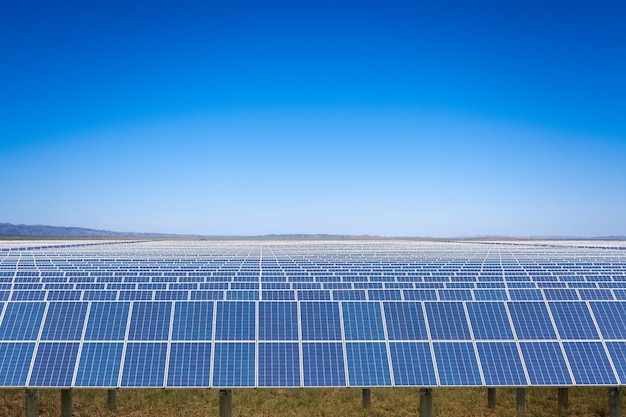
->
[[0, 239, 625, 388]]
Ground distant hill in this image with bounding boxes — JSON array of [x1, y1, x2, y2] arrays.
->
[[0, 223, 196, 239], [2, 223, 624, 241], [0, 223, 385, 240]]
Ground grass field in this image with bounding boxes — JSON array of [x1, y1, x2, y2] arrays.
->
[[0, 387, 619, 417]]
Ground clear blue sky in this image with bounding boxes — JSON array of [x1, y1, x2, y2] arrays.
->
[[1, 1, 625, 237]]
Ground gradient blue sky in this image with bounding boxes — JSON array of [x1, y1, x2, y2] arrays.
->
[[1, 1, 625, 237]]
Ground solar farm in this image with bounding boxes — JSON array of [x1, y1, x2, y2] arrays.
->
[[1, 239, 625, 416]]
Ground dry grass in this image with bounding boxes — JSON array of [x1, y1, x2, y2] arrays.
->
[[0, 387, 617, 417]]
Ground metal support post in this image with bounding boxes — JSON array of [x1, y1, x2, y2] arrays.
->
[[608, 387, 622, 417], [219, 389, 233, 417], [362, 389, 371, 408], [419, 388, 433, 417], [25, 389, 39, 417], [61, 389, 73, 417], [487, 388, 496, 409], [108, 389, 117, 411], [558, 387, 568, 416], [516, 388, 526, 417]]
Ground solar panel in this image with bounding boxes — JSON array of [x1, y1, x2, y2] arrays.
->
[[29, 342, 80, 387], [300, 302, 342, 341], [605, 342, 626, 384], [258, 342, 300, 387], [171, 301, 213, 341], [0, 302, 46, 340], [466, 302, 514, 340], [301, 342, 346, 387], [383, 302, 428, 340], [563, 342, 617, 385], [507, 302, 557, 340], [345, 342, 391, 386], [549, 302, 599, 340], [432, 342, 482, 386], [476, 342, 527, 386], [519, 342, 572, 385], [0, 342, 35, 386], [342, 302, 385, 340], [75, 342, 124, 387], [127, 302, 172, 341], [215, 301, 255, 341], [1, 239, 626, 389], [166, 342, 212, 387], [258, 301, 298, 341], [212, 342, 255, 387], [425, 302, 471, 340], [589, 302, 626, 339], [389, 342, 437, 386], [121, 342, 167, 387], [84, 302, 130, 340]]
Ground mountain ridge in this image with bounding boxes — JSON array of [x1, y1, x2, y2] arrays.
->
[[1, 223, 625, 240]]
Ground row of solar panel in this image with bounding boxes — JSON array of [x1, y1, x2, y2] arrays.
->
[[0, 270, 626, 283], [2, 288, 626, 302], [5, 280, 626, 289], [17, 261, 617, 267], [3, 265, 625, 272], [2, 339, 626, 388], [1, 300, 626, 342]]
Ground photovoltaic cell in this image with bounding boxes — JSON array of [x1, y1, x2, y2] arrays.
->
[[258, 342, 300, 387], [477, 342, 527, 386], [75, 342, 123, 387], [171, 301, 214, 341], [0, 302, 46, 340], [212, 342, 255, 387], [389, 342, 437, 386], [549, 302, 599, 340], [466, 302, 514, 340], [300, 302, 342, 341], [127, 302, 172, 341], [302, 342, 346, 387], [166, 342, 211, 387], [84, 302, 130, 340], [520, 342, 572, 385], [563, 342, 617, 385], [121, 342, 167, 387], [258, 302, 298, 341], [507, 302, 556, 340], [425, 302, 471, 340], [433, 342, 482, 386], [384, 302, 428, 340], [345, 342, 391, 386], [342, 302, 385, 340], [0, 342, 35, 386], [29, 342, 79, 387]]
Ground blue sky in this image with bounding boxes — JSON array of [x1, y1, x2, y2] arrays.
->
[[1, 1, 625, 237]]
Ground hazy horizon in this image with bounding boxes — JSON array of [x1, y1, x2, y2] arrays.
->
[[2, 1, 625, 237]]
